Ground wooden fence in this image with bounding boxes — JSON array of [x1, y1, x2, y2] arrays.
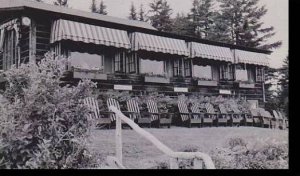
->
[[108, 106, 216, 169]]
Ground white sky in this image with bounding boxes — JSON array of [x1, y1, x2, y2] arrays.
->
[[43, 0, 288, 68]]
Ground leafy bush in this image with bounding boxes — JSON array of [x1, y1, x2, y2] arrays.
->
[[0, 53, 100, 169], [210, 137, 288, 169]]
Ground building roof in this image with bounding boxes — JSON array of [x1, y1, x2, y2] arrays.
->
[[0, 0, 272, 55], [0, 0, 156, 30]]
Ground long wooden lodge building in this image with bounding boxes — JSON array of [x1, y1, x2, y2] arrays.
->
[[0, 0, 271, 106]]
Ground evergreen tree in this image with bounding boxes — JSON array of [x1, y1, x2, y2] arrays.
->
[[98, 0, 108, 15], [90, 0, 97, 13], [188, 0, 216, 39], [148, 0, 173, 32], [54, 0, 68, 6], [138, 4, 147, 22], [129, 2, 138, 20], [216, 0, 282, 50], [171, 13, 194, 36], [277, 56, 289, 116]]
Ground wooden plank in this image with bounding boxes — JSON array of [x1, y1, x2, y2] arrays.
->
[[29, 19, 36, 63], [116, 110, 123, 165]]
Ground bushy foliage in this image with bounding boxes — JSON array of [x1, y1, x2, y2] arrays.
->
[[0, 53, 100, 169], [210, 137, 288, 169]]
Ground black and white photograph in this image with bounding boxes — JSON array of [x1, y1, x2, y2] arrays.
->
[[0, 0, 288, 170]]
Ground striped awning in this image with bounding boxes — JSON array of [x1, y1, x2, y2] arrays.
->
[[235, 49, 269, 66], [50, 19, 131, 49], [130, 32, 189, 56], [189, 42, 234, 63]]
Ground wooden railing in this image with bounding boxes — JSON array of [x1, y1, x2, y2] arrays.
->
[[108, 106, 216, 169]]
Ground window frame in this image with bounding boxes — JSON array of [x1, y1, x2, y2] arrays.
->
[[0, 28, 18, 70], [114, 52, 125, 73], [184, 60, 191, 77]]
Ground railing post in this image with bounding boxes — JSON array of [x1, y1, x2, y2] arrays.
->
[[116, 112, 123, 165]]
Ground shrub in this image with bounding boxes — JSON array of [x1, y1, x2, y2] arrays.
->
[[0, 53, 100, 169], [210, 137, 288, 169]]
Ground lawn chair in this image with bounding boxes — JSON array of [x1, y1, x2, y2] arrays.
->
[[147, 99, 172, 128], [217, 104, 231, 127], [177, 101, 202, 128], [126, 98, 152, 127], [190, 103, 204, 127], [230, 104, 251, 126], [257, 108, 272, 128], [107, 98, 129, 128], [250, 108, 262, 127], [278, 111, 288, 129], [204, 103, 218, 127], [272, 110, 283, 130], [177, 100, 192, 127], [84, 97, 111, 129], [192, 103, 212, 127]]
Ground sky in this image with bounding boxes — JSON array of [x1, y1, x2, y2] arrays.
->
[[43, 0, 288, 68]]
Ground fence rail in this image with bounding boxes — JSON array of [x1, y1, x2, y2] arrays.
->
[[108, 106, 216, 169]]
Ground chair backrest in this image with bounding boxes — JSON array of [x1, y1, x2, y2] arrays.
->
[[191, 103, 202, 119], [278, 111, 286, 120], [250, 108, 259, 117], [205, 103, 215, 113], [258, 108, 272, 119], [218, 104, 228, 114], [231, 105, 241, 114], [126, 98, 140, 120], [107, 98, 121, 121], [272, 110, 280, 119], [84, 97, 101, 120], [178, 100, 190, 121], [147, 99, 159, 121]]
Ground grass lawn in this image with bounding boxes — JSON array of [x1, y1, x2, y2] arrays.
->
[[87, 127, 288, 169]]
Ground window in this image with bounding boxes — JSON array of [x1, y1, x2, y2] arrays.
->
[[140, 59, 165, 76], [173, 59, 183, 77], [193, 65, 212, 79], [256, 67, 264, 82], [68, 51, 104, 71], [0, 29, 18, 70], [184, 60, 191, 77], [235, 64, 248, 81], [220, 65, 229, 80], [114, 52, 125, 73], [220, 65, 234, 80], [127, 54, 136, 73]]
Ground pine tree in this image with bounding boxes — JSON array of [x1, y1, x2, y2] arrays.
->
[[128, 2, 138, 20], [171, 13, 194, 36], [188, 0, 216, 39], [54, 0, 68, 6], [90, 0, 97, 13], [148, 0, 173, 32], [138, 4, 147, 22], [277, 56, 289, 116], [98, 0, 108, 15], [216, 0, 282, 50]]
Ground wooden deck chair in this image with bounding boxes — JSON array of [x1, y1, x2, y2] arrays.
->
[[190, 103, 204, 127], [107, 98, 129, 128], [204, 103, 218, 127], [250, 108, 262, 127], [177, 100, 191, 127], [230, 104, 249, 126], [84, 97, 111, 129], [126, 98, 152, 127], [258, 108, 272, 128], [218, 104, 231, 127], [272, 110, 283, 129], [278, 111, 288, 129], [147, 99, 172, 128]]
